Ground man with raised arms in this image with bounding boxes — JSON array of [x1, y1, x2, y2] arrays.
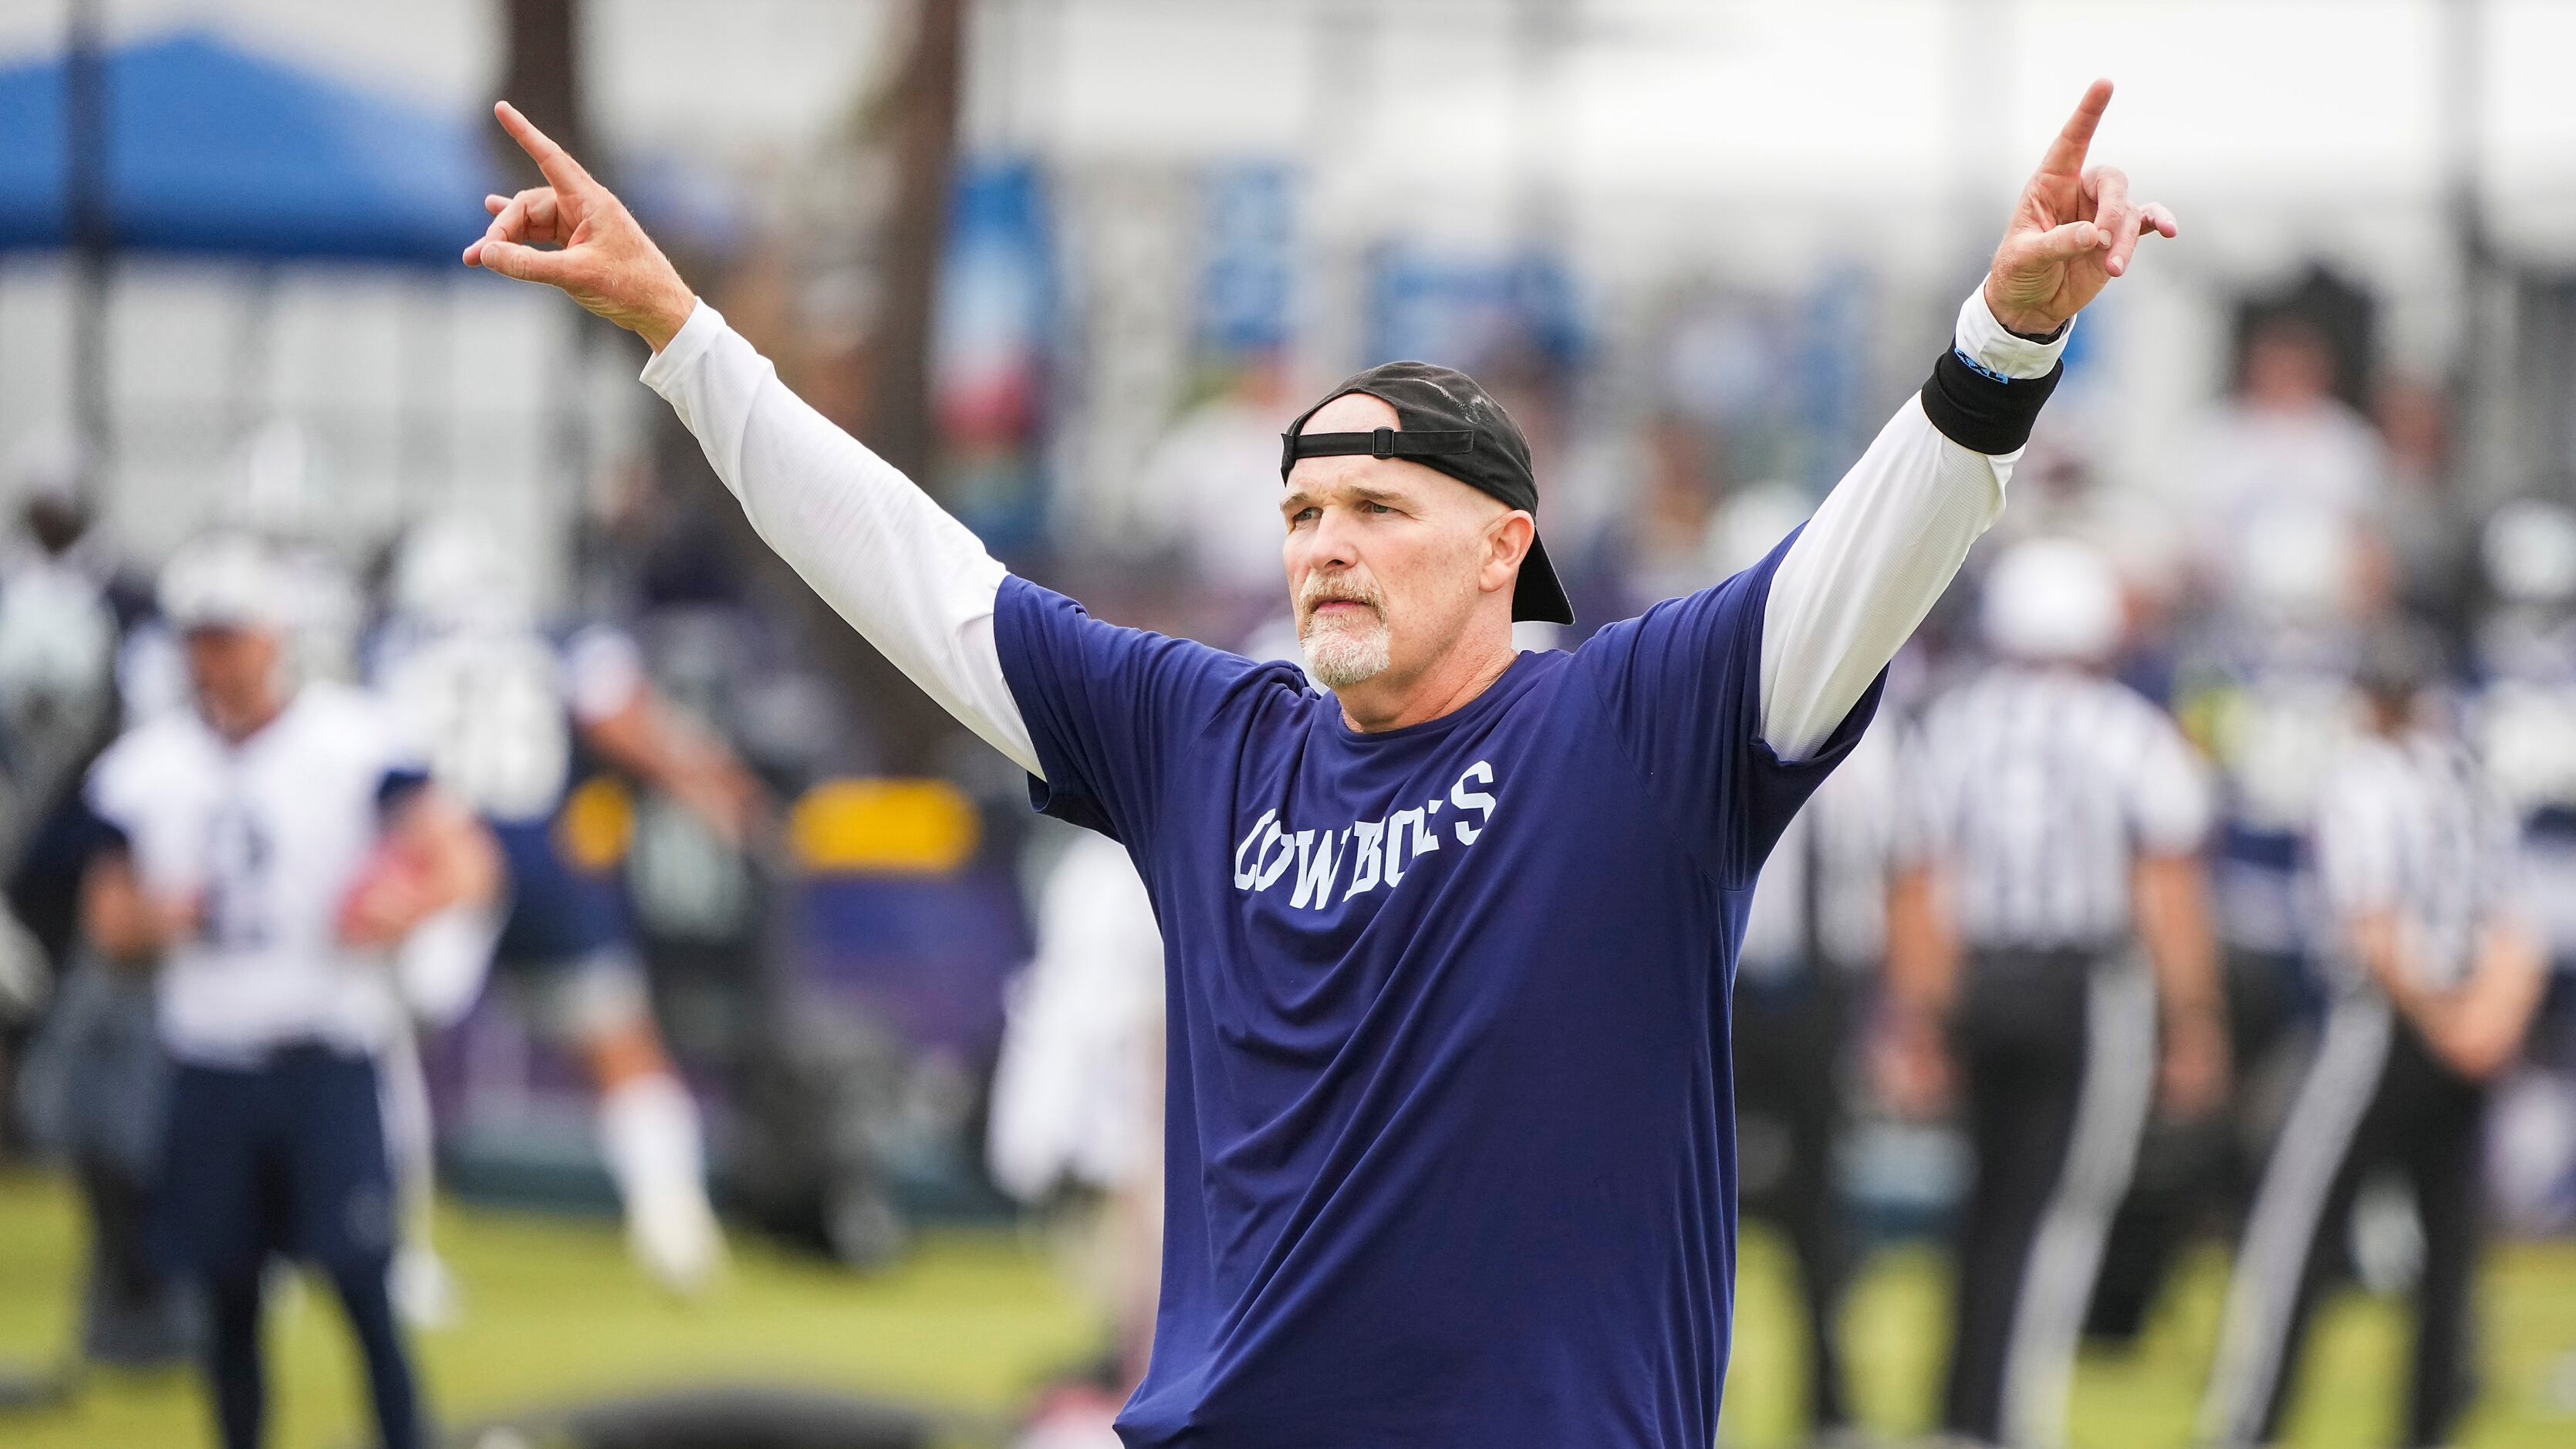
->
[[465, 83, 2174, 1447]]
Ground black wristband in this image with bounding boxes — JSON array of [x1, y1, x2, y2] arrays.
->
[[1919, 346, 2062, 455]]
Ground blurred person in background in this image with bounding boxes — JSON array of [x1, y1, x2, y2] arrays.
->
[[0, 437, 184, 1395], [2198, 624, 2547, 1449], [1882, 537, 2227, 1449], [2183, 315, 2390, 629], [373, 514, 766, 1297], [1128, 356, 1301, 645], [1730, 713, 1905, 1449], [0, 437, 124, 1122], [2373, 377, 2476, 640], [75, 532, 501, 1449], [988, 827, 1166, 1449], [466, 83, 2179, 1447], [1610, 414, 1724, 614], [0, 434, 130, 1021]]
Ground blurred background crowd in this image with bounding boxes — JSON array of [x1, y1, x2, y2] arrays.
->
[[5, 1, 2576, 1446]]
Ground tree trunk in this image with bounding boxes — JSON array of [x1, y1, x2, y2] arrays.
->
[[770, 0, 971, 773], [858, 0, 965, 487], [499, 0, 589, 178]]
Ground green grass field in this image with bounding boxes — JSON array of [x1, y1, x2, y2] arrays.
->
[[4, 1167, 2574, 1447]]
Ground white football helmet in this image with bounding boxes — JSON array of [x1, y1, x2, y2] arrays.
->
[[391, 513, 539, 632], [1981, 537, 2125, 664], [158, 531, 294, 634]]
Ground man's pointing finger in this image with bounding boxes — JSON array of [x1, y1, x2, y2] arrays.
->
[[2038, 79, 2114, 177], [495, 100, 594, 195]]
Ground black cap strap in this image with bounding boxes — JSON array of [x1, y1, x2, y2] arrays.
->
[[1281, 427, 1477, 476]]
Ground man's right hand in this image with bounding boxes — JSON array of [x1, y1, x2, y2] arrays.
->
[[1981, 80, 2179, 339], [463, 101, 698, 352]]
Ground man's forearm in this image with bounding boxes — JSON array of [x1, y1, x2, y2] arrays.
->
[[2134, 855, 2223, 1022], [1883, 865, 1959, 1020], [643, 302, 1043, 777], [1757, 289, 2069, 760]]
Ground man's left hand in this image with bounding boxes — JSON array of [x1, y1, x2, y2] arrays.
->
[[463, 102, 697, 351], [1983, 79, 2179, 337]]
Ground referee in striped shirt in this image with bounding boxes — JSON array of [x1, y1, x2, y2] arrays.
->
[[1881, 538, 2227, 1449], [2197, 626, 2546, 1449]]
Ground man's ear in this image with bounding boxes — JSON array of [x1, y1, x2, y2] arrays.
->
[[1482, 510, 1537, 595]]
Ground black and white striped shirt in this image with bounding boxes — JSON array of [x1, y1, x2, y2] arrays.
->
[[1906, 663, 2213, 953], [2312, 729, 2518, 994]]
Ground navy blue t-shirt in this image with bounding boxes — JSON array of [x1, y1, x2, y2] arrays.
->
[[995, 534, 1880, 1448]]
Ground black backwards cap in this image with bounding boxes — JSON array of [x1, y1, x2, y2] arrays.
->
[[1279, 360, 1575, 626]]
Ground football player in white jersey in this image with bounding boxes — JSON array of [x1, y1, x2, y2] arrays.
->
[[373, 515, 762, 1294], [77, 532, 501, 1449]]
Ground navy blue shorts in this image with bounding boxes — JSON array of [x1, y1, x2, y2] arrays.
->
[[157, 1045, 397, 1279]]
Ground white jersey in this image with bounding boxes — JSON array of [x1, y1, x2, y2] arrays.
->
[[372, 620, 644, 826], [85, 682, 427, 1062]]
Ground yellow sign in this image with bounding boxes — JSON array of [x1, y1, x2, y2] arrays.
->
[[788, 778, 981, 875], [554, 776, 636, 871]]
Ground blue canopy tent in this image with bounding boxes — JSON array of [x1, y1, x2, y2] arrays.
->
[[0, 29, 522, 527], [0, 29, 493, 263], [0, 28, 741, 529]]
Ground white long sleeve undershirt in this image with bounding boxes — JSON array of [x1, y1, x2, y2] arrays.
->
[[641, 288, 2066, 780], [640, 309, 1041, 776], [1758, 290, 2068, 758]]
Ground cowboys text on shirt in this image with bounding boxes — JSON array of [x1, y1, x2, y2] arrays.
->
[[1231, 760, 1501, 910]]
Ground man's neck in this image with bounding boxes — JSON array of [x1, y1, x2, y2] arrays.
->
[[1335, 633, 1520, 734]]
